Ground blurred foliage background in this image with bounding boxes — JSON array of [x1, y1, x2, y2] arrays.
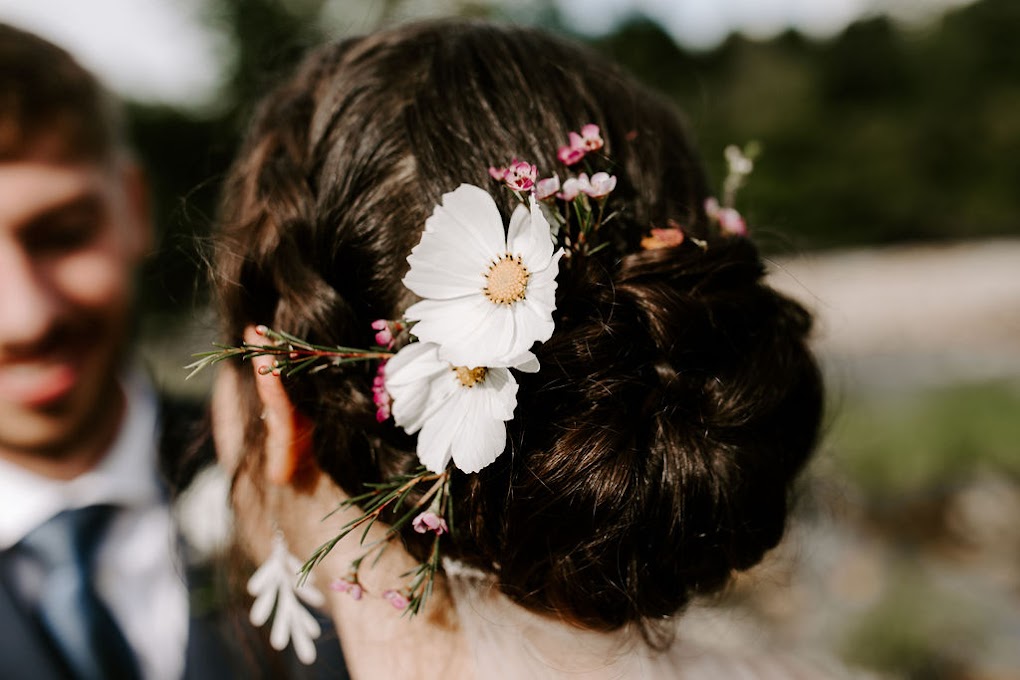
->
[[130, 0, 1020, 315], [64, 0, 1020, 677]]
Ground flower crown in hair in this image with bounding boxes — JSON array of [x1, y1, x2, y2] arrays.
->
[[189, 128, 754, 629]]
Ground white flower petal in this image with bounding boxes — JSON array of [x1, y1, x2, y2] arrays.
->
[[385, 343, 450, 433], [510, 351, 540, 373], [404, 295, 493, 348], [428, 184, 506, 255], [401, 258, 485, 300], [450, 396, 507, 473], [480, 367, 518, 421], [437, 303, 517, 368], [507, 196, 554, 270], [385, 342, 446, 388], [391, 386, 429, 433], [404, 185, 507, 301], [420, 369, 459, 423], [416, 391, 471, 472], [511, 301, 555, 348]]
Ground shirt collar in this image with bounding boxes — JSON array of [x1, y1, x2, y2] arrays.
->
[[0, 370, 163, 549]]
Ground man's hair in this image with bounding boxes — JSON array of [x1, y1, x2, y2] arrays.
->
[[0, 23, 123, 162]]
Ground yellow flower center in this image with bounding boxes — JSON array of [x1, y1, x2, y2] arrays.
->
[[484, 254, 529, 305], [453, 366, 488, 388]]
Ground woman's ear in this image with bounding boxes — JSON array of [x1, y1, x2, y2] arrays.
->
[[245, 325, 316, 486]]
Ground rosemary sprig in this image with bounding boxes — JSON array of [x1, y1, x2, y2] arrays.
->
[[185, 324, 392, 379], [300, 467, 452, 616]]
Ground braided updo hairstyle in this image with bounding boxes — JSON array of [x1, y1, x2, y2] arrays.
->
[[214, 20, 823, 641]]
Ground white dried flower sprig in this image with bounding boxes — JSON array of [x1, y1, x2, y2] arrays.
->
[[248, 531, 326, 665]]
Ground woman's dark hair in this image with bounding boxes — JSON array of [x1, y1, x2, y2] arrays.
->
[[213, 20, 823, 642]]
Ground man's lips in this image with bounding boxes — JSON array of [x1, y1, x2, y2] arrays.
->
[[0, 359, 80, 408]]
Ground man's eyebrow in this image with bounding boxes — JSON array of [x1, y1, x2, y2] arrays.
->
[[18, 191, 105, 233]]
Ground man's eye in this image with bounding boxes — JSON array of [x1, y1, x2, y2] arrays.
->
[[25, 202, 104, 253]]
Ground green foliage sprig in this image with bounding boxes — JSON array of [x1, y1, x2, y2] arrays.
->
[[306, 467, 452, 616], [185, 324, 393, 379]]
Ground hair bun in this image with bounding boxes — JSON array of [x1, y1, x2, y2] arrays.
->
[[460, 237, 823, 636]]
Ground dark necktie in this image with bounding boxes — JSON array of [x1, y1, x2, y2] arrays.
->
[[19, 505, 142, 680]]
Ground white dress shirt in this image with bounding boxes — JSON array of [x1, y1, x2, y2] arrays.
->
[[0, 371, 189, 680]]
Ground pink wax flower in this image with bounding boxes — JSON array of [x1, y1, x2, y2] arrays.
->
[[371, 319, 394, 348], [330, 578, 363, 600], [704, 197, 747, 236], [412, 511, 449, 535], [488, 165, 507, 181], [716, 207, 747, 236], [559, 173, 591, 201], [579, 124, 603, 151], [503, 160, 537, 192], [372, 361, 391, 422], [704, 197, 721, 220], [535, 174, 560, 200], [557, 144, 586, 166], [383, 590, 410, 610], [584, 172, 616, 198]]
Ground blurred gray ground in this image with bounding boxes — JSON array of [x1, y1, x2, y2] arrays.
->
[[702, 239, 1020, 678], [768, 238, 1020, 393]]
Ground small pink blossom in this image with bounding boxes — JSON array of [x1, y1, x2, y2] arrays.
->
[[330, 578, 363, 600], [585, 172, 616, 198], [579, 124, 604, 151], [557, 144, 586, 166], [535, 175, 560, 200], [503, 160, 537, 191], [558, 173, 591, 201], [372, 361, 391, 422], [488, 165, 507, 181], [412, 511, 448, 535], [716, 207, 747, 236], [383, 590, 410, 610], [704, 197, 721, 220], [704, 197, 747, 236], [371, 319, 394, 348]]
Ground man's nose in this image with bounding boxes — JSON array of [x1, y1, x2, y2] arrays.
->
[[0, 244, 63, 350]]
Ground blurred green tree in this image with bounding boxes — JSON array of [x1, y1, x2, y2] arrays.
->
[[128, 0, 1020, 316]]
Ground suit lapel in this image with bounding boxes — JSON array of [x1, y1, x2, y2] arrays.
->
[[0, 566, 68, 680]]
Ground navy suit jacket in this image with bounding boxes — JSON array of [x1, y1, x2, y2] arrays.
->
[[0, 398, 348, 680]]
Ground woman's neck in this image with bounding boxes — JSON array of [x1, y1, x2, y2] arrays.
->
[[260, 469, 473, 679]]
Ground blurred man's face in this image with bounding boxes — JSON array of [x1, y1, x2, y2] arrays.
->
[[0, 157, 148, 469]]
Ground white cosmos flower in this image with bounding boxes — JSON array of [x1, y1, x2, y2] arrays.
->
[[403, 184, 563, 369], [384, 341, 524, 473]]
